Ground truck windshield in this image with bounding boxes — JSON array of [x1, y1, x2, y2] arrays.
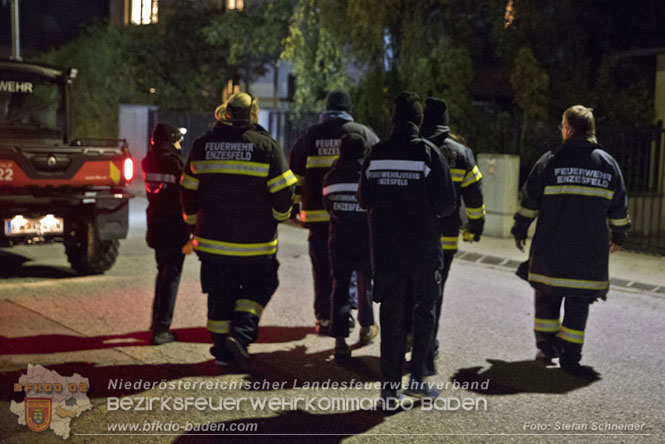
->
[[0, 73, 65, 138]]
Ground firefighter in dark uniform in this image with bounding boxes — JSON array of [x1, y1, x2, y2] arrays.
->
[[180, 92, 296, 368], [359, 92, 456, 401], [289, 89, 379, 334], [142, 124, 190, 345], [511, 105, 630, 372], [420, 97, 485, 367], [322, 133, 378, 363]]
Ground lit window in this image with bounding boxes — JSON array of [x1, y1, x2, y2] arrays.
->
[[227, 0, 244, 10], [131, 0, 158, 25]]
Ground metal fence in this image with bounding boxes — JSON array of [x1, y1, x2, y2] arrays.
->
[[514, 123, 665, 255], [598, 123, 665, 255], [151, 110, 217, 159], [152, 109, 317, 158]]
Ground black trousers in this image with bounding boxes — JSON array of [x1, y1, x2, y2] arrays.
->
[[424, 250, 454, 375], [330, 265, 373, 338], [151, 247, 185, 334], [534, 290, 590, 366], [201, 257, 279, 361], [375, 269, 439, 390], [308, 224, 332, 321]]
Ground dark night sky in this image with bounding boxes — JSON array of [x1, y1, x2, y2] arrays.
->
[[0, 0, 109, 54], [608, 1, 665, 51]]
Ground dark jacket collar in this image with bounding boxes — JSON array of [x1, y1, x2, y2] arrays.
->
[[420, 124, 450, 145], [150, 141, 181, 161], [212, 120, 269, 135], [391, 121, 420, 139], [320, 110, 354, 123], [561, 136, 599, 149]]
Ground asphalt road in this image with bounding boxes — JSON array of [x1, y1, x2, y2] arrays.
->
[[0, 197, 663, 443]]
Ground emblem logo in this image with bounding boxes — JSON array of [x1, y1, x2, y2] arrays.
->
[[47, 156, 57, 168], [25, 398, 52, 432]]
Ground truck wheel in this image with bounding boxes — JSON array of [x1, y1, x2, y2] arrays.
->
[[65, 221, 119, 275]]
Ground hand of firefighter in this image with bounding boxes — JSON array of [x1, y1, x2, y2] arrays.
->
[[515, 238, 526, 252], [462, 230, 480, 243], [609, 241, 622, 253], [181, 239, 194, 255]]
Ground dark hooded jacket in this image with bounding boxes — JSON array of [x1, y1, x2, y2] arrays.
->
[[142, 140, 190, 249], [323, 156, 370, 269]]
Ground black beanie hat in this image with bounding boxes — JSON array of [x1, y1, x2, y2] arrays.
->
[[326, 89, 352, 112], [339, 133, 368, 162], [392, 91, 423, 126], [423, 97, 449, 127], [153, 123, 182, 145]]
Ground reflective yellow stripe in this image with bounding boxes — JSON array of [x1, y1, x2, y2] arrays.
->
[[558, 326, 585, 344], [191, 160, 270, 177], [528, 272, 608, 291], [299, 209, 330, 223], [234, 299, 264, 318], [180, 173, 199, 190], [450, 169, 466, 182], [294, 174, 305, 187], [183, 212, 198, 225], [273, 206, 292, 221], [517, 205, 538, 218], [306, 155, 338, 168], [207, 319, 230, 334], [534, 317, 560, 333], [609, 216, 630, 227], [461, 165, 482, 188], [544, 185, 614, 200], [267, 170, 298, 193], [193, 236, 278, 257], [440, 236, 459, 250], [466, 204, 485, 220]]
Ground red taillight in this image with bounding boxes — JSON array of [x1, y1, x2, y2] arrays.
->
[[123, 158, 134, 182]]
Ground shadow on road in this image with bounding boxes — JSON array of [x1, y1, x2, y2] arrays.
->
[[451, 358, 601, 395], [0, 326, 314, 355], [243, 344, 383, 390], [171, 409, 385, 444], [0, 250, 76, 279]]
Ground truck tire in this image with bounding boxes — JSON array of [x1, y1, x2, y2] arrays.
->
[[65, 220, 119, 275]]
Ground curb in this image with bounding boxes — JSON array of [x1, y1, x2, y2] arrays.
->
[[456, 250, 665, 296]]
